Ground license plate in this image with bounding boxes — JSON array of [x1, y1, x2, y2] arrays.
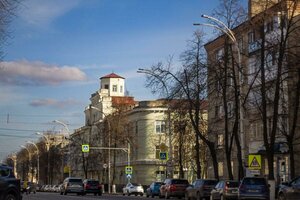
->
[[248, 190, 258, 192]]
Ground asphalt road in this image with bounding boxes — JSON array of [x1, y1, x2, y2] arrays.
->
[[22, 192, 154, 200]]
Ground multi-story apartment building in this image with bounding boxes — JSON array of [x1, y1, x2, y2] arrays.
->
[[205, 0, 300, 183]]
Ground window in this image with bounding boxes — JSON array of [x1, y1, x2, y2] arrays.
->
[[227, 101, 234, 118], [215, 106, 219, 118], [215, 48, 224, 61], [218, 162, 224, 177], [104, 84, 109, 89], [135, 121, 138, 134], [238, 38, 243, 51], [265, 20, 274, 33], [112, 85, 117, 92], [248, 31, 255, 44], [217, 134, 224, 148], [120, 85, 123, 93], [155, 120, 166, 134]]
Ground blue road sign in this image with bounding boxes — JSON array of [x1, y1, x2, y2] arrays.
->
[[159, 152, 168, 160]]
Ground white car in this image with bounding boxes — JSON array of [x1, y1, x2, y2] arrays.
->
[[122, 183, 144, 196]]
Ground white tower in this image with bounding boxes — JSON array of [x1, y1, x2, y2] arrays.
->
[[100, 73, 125, 97]]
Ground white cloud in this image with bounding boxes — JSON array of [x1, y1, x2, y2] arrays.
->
[[0, 60, 87, 86], [18, 0, 81, 26], [29, 98, 81, 109]]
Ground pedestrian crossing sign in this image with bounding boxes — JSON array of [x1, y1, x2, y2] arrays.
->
[[159, 152, 168, 161], [248, 154, 261, 170], [82, 144, 90, 153], [125, 166, 133, 174]]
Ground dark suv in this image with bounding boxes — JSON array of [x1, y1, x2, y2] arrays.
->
[[159, 178, 189, 199], [0, 164, 22, 200], [83, 179, 102, 196], [238, 177, 269, 200]]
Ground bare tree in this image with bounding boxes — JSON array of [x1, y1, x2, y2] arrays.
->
[[207, 0, 247, 180], [245, 0, 300, 181], [142, 31, 218, 179]]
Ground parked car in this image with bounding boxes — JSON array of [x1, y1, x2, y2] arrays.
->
[[60, 177, 84, 195], [159, 178, 189, 199], [122, 183, 144, 196], [210, 180, 239, 200], [185, 179, 218, 200], [238, 177, 269, 200], [0, 164, 22, 200], [83, 179, 102, 196], [277, 176, 300, 200], [27, 182, 36, 194], [146, 181, 163, 198]]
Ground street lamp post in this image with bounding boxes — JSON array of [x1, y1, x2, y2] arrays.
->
[[53, 120, 71, 178], [194, 14, 244, 174], [36, 132, 51, 184], [26, 141, 40, 184], [137, 68, 173, 178], [89, 105, 112, 193], [20, 145, 32, 181]]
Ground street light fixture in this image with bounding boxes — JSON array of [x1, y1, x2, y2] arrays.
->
[[53, 120, 71, 178], [26, 141, 40, 184], [194, 14, 245, 175]]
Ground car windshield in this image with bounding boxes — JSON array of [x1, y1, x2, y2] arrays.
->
[[171, 179, 189, 184], [131, 183, 141, 186], [69, 179, 82, 183], [243, 178, 266, 185], [226, 181, 239, 187], [203, 180, 218, 185], [0, 167, 10, 177], [155, 182, 162, 186], [88, 180, 99, 184]]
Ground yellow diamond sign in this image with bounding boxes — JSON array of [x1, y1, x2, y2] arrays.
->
[[248, 154, 261, 170]]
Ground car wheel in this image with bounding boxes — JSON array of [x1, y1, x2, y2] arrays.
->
[[165, 192, 170, 199], [159, 192, 163, 199], [60, 191, 63, 195], [135, 193, 138, 196], [4, 194, 17, 200], [140, 193, 144, 196], [196, 192, 201, 200], [278, 193, 286, 200], [220, 195, 226, 200], [127, 191, 130, 196], [64, 191, 67, 195], [152, 193, 155, 198]]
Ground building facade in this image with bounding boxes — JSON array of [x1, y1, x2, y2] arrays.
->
[[205, 0, 300, 182]]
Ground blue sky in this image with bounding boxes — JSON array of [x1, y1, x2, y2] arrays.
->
[[0, 0, 243, 161]]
